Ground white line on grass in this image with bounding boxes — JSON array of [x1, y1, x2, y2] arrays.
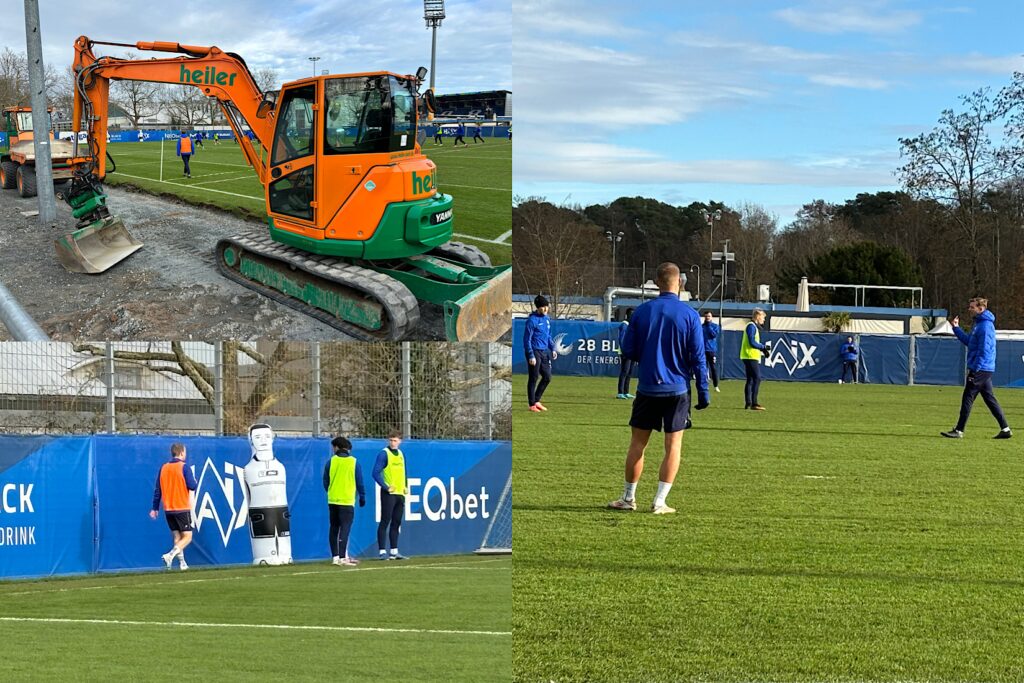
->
[[2, 558, 508, 596], [111, 172, 264, 202], [495, 230, 511, 243], [453, 232, 512, 246], [0, 617, 510, 637], [188, 174, 261, 188]]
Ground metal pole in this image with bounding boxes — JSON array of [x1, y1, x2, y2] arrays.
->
[[104, 342, 116, 433], [429, 25, 438, 91], [0, 281, 48, 340], [214, 341, 223, 435], [400, 342, 412, 438], [311, 341, 321, 437], [484, 343, 494, 440], [23, 0, 57, 226]]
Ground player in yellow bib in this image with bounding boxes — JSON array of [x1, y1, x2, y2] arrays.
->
[[323, 436, 366, 566], [741, 308, 768, 410], [372, 431, 409, 560]]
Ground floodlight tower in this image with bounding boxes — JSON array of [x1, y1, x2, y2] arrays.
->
[[424, 0, 445, 91]]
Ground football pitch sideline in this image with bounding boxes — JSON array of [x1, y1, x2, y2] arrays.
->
[[103, 138, 512, 264], [512, 376, 1024, 682], [1, 555, 510, 682]]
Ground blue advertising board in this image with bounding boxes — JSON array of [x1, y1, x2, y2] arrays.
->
[[513, 319, 1024, 388], [1, 435, 509, 580], [0, 437, 94, 580]]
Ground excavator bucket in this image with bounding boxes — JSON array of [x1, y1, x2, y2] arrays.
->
[[443, 267, 512, 341], [54, 216, 143, 274]]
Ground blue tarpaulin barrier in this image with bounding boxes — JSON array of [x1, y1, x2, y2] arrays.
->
[[1, 435, 509, 580]]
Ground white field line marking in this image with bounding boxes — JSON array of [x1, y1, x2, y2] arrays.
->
[[2, 558, 508, 597], [426, 153, 511, 161], [188, 159, 252, 168], [111, 172, 264, 202], [189, 174, 260, 188], [453, 232, 512, 246], [0, 616, 510, 637], [442, 183, 511, 193], [494, 230, 511, 243]]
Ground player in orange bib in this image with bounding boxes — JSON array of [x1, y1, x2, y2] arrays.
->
[[149, 442, 198, 570]]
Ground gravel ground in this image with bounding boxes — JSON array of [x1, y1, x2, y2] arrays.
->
[[0, 186, 446, 340]]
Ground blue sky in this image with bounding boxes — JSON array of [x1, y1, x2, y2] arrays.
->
[[7, 0, 509, 94], [513, 0, 1024, 227]]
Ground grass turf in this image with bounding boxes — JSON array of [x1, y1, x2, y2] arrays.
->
[[512, 375, 1024, 682], [1, 555, 510, 682], [103, 138, 511, 264]]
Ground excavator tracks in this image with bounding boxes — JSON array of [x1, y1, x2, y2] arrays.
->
[[216, 233, 420, 341]]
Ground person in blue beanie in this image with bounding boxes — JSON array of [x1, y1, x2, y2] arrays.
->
[[839, 336, 858, 384], [524, 295, 557, 412], [615, 316, 635, 399], [608, 263, 708, 515], [702, 311, 721, 393], [942, 298, 1012, 439]]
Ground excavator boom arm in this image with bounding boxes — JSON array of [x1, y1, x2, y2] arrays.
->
[[71, 35, 273, 182]]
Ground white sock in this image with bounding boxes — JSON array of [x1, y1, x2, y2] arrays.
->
[[623, 482, 637, 501], [1002, 427, 1011, 432], [379, 550, 387, 557], [177, 552, 186, 564], [167, 546, 180, 558], [390, 548, 399, 556], [653, 481, 672, 507]]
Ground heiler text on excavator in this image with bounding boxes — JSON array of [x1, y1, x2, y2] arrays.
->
[[55, 36, 511, 341]]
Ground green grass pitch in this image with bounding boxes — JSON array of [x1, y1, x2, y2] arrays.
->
[[103, 137, 511, 264], [1, 555, 510, 682], [512, 375, 1024, 682]]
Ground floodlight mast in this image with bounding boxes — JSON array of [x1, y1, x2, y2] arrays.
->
[[424, 0, 445, 92]]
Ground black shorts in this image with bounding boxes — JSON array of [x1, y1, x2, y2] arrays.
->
[[165, 511, 193, 532], [629, 392, 691, 433]]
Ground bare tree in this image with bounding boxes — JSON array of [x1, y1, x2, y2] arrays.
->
[[110, 54, 163, 127], [73, 341, 308, 434], [898, 88, 1015, 292], [513, 198, 606, 317], [0, 46, 62, 109], [253, 67, 279, 94], [164, 85, 211, 126]]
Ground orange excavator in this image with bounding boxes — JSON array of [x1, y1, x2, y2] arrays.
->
[[60, 36, 510, 341]]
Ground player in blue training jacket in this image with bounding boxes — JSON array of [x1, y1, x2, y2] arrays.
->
[[616, 318, 635, 399], [608, 263, 708, 515], [839, 336, 858, 384], [941, 297, 1012, 439], [524, 295, 557, 412], [702, 311, 721, 393]]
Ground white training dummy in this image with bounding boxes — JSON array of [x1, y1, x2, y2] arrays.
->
[[242, 423, 293, 565]]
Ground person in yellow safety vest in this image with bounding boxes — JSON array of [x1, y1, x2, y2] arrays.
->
[[740, 308, 769, 410], [176, 132, 194, 178], [372, 430, 409, 560], [323, 436, 366, 567]]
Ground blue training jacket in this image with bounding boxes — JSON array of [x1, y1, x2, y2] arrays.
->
[[523, 311, 554, 360], [702, 321, 720, 353], [841, 342, 858, 362], [621, 292, 708, 397], [954, 309, 997, 372]]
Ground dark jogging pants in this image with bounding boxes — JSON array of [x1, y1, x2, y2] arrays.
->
[[617, 358, 635, 395], [955, 370, 1009, 432], [743, 359, 761, 407], [705, 352, 719, 388], [841, 360, 858, 382], [328, 504, 354, 557], [377, 490, 405, 551], [527, 349, 553, 405]]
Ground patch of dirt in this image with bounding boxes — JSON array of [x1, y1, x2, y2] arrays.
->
[[0, 186, 444, 340]]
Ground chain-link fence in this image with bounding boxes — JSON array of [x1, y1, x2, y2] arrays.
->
[[0, 341, 511, 440]]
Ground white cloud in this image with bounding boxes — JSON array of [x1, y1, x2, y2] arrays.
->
[[808, 74, 891, 89], [775, 3, 922, 35]]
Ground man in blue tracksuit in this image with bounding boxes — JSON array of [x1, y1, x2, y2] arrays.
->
[[608, 263, 708, 515], [524, 295, 557, 411], [616, 318, 635, 399], [454, 121, 467, 146], [839, 336, 858, 384], [942, 298, 1012, 439], [702, 311, 721, 392]]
